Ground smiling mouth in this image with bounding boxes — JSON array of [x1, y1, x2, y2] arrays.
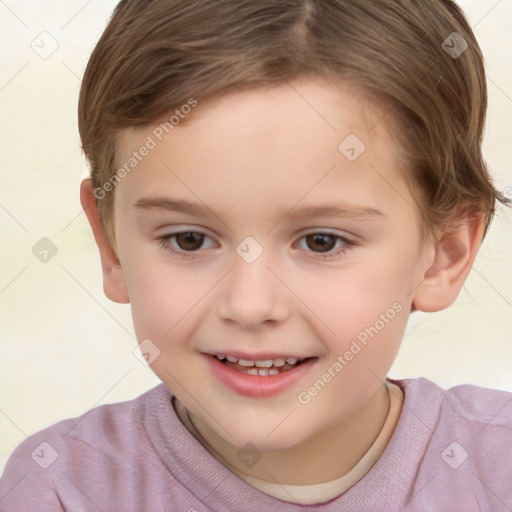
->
[[212, 354, 312, 376]]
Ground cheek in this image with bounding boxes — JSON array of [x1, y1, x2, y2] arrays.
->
[[122, 252, 227, 377], [125, 260, 206, 384], [120, 248, 196, 341], [287, 250, 412, 380], [291, 256, 411, 334]]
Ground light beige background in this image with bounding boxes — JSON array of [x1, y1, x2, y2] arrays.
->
[[1, 0, 511, 471]]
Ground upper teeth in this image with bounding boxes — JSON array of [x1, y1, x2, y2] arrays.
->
[[216, 355, 300, 367]]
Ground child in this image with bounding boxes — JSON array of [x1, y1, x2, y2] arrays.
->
[[1, 0, 511, 510]]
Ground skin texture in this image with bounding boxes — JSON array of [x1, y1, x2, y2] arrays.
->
[[81, 77, 484, 485]]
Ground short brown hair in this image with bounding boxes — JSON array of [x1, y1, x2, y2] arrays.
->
[[78, 0, 508, 245]]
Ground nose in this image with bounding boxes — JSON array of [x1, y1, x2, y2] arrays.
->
[[216, 252, 292, 330]]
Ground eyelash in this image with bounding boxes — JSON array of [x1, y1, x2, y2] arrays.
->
[[157, 231, 355, 260]]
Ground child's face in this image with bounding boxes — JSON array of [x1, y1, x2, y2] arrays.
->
[[112, 77, 435, 450]]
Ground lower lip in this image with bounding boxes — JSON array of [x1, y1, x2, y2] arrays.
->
[[203, 355, 317, 397]]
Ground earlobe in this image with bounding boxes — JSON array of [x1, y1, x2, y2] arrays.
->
[[412, 212, 485, 312], [80, 179, 130, 304]]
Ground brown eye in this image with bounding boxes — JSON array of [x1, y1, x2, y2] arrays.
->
[[174, 232, 205, 251], [158, 230, 216, 258], [295, 232, 353, 260], [304, 233, 337, 253]]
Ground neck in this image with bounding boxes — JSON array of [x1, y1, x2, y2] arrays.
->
[[181, 382, 399, 485]]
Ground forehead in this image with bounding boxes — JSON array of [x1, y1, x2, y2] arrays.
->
[[119, 77, 393, 154], [114, 77, 412, 224]]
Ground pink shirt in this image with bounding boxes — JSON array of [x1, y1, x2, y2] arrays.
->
[[1, 377, 511, 511]]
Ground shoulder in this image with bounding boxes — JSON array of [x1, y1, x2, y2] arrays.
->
[[391, 377, 512, 510], [398, 376, 512, 427], [0, 384, 171, 511], [28, 383, 168, 454], [395, 376, 512, 449], [4, 383, 170, 463], [436, 379, 512, 470], [444, 380, 512, 423]]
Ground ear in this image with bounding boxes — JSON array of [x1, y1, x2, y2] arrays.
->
[[412, 211, 485, 312], [80, 178, 130, 304]]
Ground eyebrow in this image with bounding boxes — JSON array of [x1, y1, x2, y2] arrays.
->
[[133, 197, 384, 221]]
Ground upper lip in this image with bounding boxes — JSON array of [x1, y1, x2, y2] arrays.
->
[[203, 351, 315, 361]]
